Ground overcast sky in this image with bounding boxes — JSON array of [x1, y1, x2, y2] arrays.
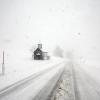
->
[[0, 0, 100, 65]]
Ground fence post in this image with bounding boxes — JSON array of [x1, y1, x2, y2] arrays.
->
[[2, 51, 5, 75]]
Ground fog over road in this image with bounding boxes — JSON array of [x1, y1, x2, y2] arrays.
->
[[72, 63, 100, 100]]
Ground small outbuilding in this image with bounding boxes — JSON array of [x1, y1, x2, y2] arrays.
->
[[42, 52, 50, 60]]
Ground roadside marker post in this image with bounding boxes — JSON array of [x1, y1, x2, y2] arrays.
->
[[2, 51, 5, 75]]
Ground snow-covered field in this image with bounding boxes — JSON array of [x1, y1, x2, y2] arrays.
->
[[0, 52, 65, 91], [0, 58, 66, 100]]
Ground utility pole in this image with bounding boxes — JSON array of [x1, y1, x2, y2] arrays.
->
[[2, 51, 5, 75]]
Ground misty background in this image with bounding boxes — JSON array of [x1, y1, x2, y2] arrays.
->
[[0, 0, 100, 66]]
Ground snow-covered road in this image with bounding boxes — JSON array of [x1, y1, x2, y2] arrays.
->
[[72, 62, 100, 100], [1, 59, 100, 100], [0, 61, 65, 100], [48, 61, 100, 100], [48, 62, 75, 100], [0, 57, 65, 90]]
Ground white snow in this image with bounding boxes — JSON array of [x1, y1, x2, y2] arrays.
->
[[71, 60, 100, 100], [0, 0, 100, 99], [0, 53, 65, 91], [50, 62, 75, 100], [0, 58, 66, 100]]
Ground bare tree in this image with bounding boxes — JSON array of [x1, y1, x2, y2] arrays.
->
[[53, 46, 64, 57]]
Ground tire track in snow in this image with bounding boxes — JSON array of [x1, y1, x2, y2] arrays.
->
[[0, 62, 64, 99], [48, 62, 75, 100], [72, 63, 100, 100]]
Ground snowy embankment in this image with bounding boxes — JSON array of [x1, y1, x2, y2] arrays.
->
[[0, 56, 65, 91], [0, 57, 66, 100]]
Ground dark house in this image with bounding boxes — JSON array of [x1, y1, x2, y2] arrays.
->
[[34, 44, 43, 60]]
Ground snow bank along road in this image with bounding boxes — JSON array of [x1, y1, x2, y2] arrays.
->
[[0, 60, 66, 100], [48, 62, 75, 100], [0, 57, 63, 90], [1, 59, 99, 100]]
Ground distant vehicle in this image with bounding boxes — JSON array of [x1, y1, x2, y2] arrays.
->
[[33, 44, 50, 60]]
